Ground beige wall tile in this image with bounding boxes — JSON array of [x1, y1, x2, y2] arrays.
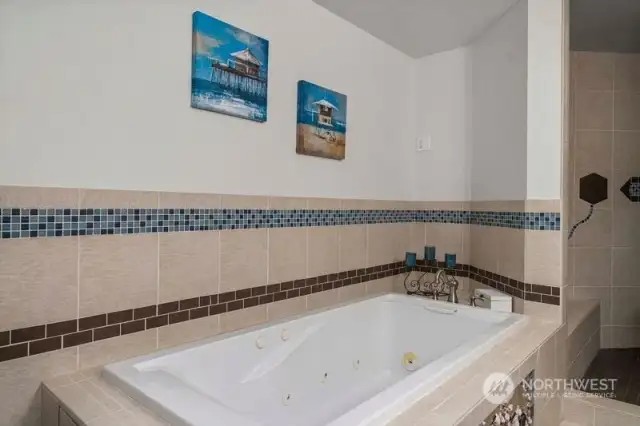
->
[[568, 308, 600, 364], [220, 195, 269, 209], [159, 232, 219, 303], [158, 315, 220, 349], [525, 231, 562, 287], [268, 228, 306, 284], [601, 325, 613, 348], [614, 53, 640, 92], [307, 289, 339, 311], [595, 407, 640, 426], [307, 198, 341, 210], [573, 248, 611, 287], [612, 248, 640, 287], [308, 226, 339, 277], [613, 131, 640, 183], [0, 237, 78, 330], [556, 323, 568, 379], [0, 185, 78, 208], [219, 229, 267, 292], [339, 283, 366, 302], [524, 199, 560, 213], [536, 335, 556, 385], [54, 383, 112, 423], [339, 225, 367, 272], [536, 392, 561, 426], [79, 234, 158, 317], [366, 277, 394, 295], [79, 189, 157, 209], [572, 286, 611, 327], [574, 131, 613, 176], [409, 223, 426, 257], [611, 287, 640, 326], [612, 206, 640, 248], [497, 227, 525, 282], [424, 201, 469, 211], [614, 92, 640, 131], [425, 223, 465, 263], [392, 223, 411, 262], [158, 192, 220, 209], [470, 225, 499, 272], [268, 197, 307, 210], [219, 305, 267, 333], [340, 199, 376, 210], [609, 326, 640, 348], [524, 301, 561, 322], [267, 297, 306, 321], [574, 91, 613, 130], [568, 331, 600, 378], [367, 224, 399, 266], [570, 206, 611, 247], [563, 397, 595, 426], [78, 329, 157, 370], [0, 348, 77, 426], [572, 52, 615, 91]]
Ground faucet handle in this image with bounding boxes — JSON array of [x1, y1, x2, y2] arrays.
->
[[445, 278, 459, 304]]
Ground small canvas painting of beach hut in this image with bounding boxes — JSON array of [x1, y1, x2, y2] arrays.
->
[[296, 81, 347, 160], [191, 11, 269, 122]]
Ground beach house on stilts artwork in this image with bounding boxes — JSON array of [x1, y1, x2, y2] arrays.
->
[[191, 11, 269, 122]]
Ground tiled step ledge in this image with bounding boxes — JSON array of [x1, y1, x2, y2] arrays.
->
[[0, 260, 560, 364]]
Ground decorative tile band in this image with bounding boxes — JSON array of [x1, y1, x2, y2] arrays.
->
[[0, 208, 561, 239], [0, 260, 559, 364]]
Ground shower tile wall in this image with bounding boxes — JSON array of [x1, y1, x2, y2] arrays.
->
[[0, 186, 562, 425], [568, 51, 640, 348]]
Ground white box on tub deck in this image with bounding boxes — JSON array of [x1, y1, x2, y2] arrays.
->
[[103, 293, 527, 426]]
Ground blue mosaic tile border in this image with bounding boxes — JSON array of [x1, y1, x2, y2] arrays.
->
[[0, 208, 561, 239]]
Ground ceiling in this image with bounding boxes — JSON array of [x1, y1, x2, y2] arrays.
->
[[571, 0, 640, 53], [313, 0, 521, 58]]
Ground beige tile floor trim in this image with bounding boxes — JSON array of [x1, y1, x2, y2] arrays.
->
[[43, 301, 561, 426]]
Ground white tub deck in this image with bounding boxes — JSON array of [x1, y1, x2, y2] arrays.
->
[[103, 294, 527, 426]]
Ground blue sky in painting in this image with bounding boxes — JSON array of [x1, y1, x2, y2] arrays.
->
[[299, 81, 347, 124], [192, 11, 269, 78]]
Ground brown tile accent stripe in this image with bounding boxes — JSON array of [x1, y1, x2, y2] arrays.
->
[[0, 260, 560, 363]]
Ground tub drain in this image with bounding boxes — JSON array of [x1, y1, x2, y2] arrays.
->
[[402, 352, 419, 372]]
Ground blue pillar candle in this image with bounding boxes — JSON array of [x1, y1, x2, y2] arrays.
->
[[405, 252, 417, 268], [424, 246, 436, 261], [445, 253, 457, 269]]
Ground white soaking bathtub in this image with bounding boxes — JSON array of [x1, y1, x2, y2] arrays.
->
[[103, 294, 527, 426]]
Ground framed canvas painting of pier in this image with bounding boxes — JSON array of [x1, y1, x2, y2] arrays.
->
[[296, 81, 347, 161], [191, 11, 269, 122]]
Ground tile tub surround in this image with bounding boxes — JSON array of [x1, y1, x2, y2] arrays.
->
[[0, 261, 405, 363], [40, 308, 565, 426], [0, 260, 561, 365]]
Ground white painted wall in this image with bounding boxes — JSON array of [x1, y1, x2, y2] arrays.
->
[[410, 48, 471, 201], [0, 0, 566, 203], [411, 0, 528, 202], [469, 0, 528, 201], [0, 0, 415, 200], [527, 0, 565, 199]]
